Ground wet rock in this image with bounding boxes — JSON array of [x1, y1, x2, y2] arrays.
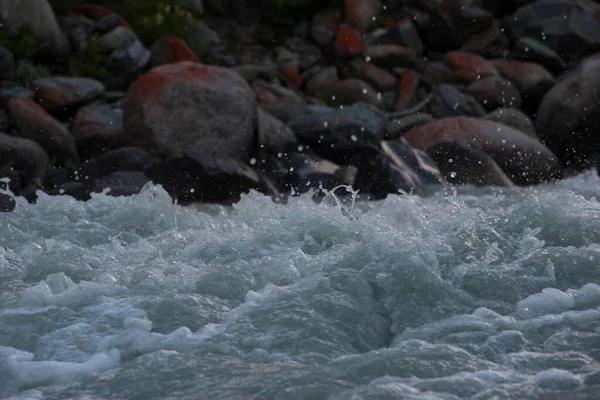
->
[[403, 116, 560, 184], [341, 59, 396, 91], [506, 0, 600, 63], [428, 84, 487, 118], [0, 132, 50, 184], [365, 45, 420, 70], [344, 0, 380, 31], [32, 77, 105, 112], [72, 102, 126, 159], [0, 193, 15, 212], [147, 151, 277, 203], [150, 34, 200, 67], [422, 62, 452, 85], [459, 20, 510, 58], [71, 4, 131, 29], [376, 18, 423, 55], [333, 24, 364, 58], [305, 66, 339, 96], [395, 69, 420, 111], [99, 26, 137, 51], [257, 108, 299, 155], [94, 14, 121, 35], [0, 46, 14, 79], [319, 79, 383, 108], [233, 64, 278, 83], [426, 141, 514, 187], [386, 113, 434, 139], [0, 86, 34, 107], [490, 59, 555, 102], [123, 61, 256, 160], [7, 96, 78, 164], [76, 147, 159, 183], [92, 171, 151, 197], [381, 139, 443, 185], [0, 0, 70, 56], [111, 39, 151, 83], [466, 75, 522, 110], [260, 95, 308, 124], [444, 51, 498, 84], [536, 54, 600, 168], [289, 103, 387, 164], [484, 108, 536, 137], [513, 37, 568, 74]]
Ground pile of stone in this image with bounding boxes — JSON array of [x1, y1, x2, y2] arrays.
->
[[1, 0, 600, 211]]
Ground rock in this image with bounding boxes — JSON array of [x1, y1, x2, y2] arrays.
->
[[333, 24, 364, 58], [76, 147, 158, 184], [490, 59, 555, 102], [386, 113, 434, 139], [422, 62, 452, 85], [506, 0, 600, 63], [403, 116, 560, 184], [232, 64, 277, 83], [252, 86, 279, 103], [72, 102, 126, 159], [344, 0, 380, 31], [123, 61, 256, 160], [260, 95, 308, 124], [289, 103, 387, 165], [365, 45, 420, 70], [376, 18, 423, 55], [150, 34, 200, 67], [536, 54, 600, 168], [513, 37, 568, 74], [71, 4, 131, 29], [426, 142, 514, 187], [0, 46, 14, 78], [280, 63, 303, 88], [342, 58, 396, 91], [147, 151, 277, 203], [444, 51, 498, 84], [305, 66, 339, 96], [395, 69, 420, 111], [187, 19, 221, 52], [428, 84, 487, 118], [0, 0, 70, 56], [257, 108, 299, 155], [310, 9, 340, 48], [484, 108, 536, 137], [466, 76, 522, 110], [0, 110, 9, 132], [381, 139, 443, 185], [99, 26, 138, 51], [319, 79, 383, 108], [94, 14, 122, 35], [92, 171, 151, 197], [0, 193, 15, 212], [459, 20, 509, 58], [111, 39, 151, 82], [0, 131, 50, 184], [7, 96, 78, 164], [32, 77, 105, 112], [263, 152, 356, 194]]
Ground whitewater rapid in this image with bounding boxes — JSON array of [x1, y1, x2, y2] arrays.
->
[[1, 174, 600, 399]]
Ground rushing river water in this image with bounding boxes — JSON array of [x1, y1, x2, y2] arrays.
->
[[1, 174, 600, 399]]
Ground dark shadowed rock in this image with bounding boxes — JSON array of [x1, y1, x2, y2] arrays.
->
[[376, 18, 423, 55], [0, 132, 50, 185], [75, 147, 159, 183], [426, 142, 514, 187], [395, 69, 420, 111], [403, 116, 560, 184], [490, 59, 555, 103], [305, 66, 339, 96], [513, 37, 568, 74], [381, 139, 443, 185], [150, 34, 200, 67], [341, 58, 396, 91], [484, 108, 536, 137], [0, 46, 14, 79], [365, 45, 419, 70], [257, 108, 299, 155], [92, 171, 151, 197], [0, 193, 15, 212], [72, 102, 126, 159], [333, 24, 364, 58], [466, 76, 522, 110], [8, 96, 78, 164], [344, 0, 380, 31], [429, 84, 487, 118], [32, 77, 105, 112], [386, 113, 434, 139], [444, 51, 498, 84], [318, 79, 384, 107], [123, 61, 256, 160], [147, 152, 278, 203]]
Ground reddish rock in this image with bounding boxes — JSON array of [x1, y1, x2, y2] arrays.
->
[[252, 86, 279, 103], [365, 45, 419, 70], [150, 34, 200, 67], [444, 51, 498, 84], [422, 63, 451, 85], [466, 75, 522, 110], [123, 61, 256, 160], [344, 0, 381, 31], [395, 69, 420, 111], [71, 4, 130, 29], [490, 59, 555, 100], [33, 77, 105, 112], [305, 66, 339, 96], [342, 58, 396, 91], [333, 24, 365, 58], [319, 79, 383, 108], [8, 96, 78, 164], [280, 63, 303, 88], [402, 116, 560, 184]]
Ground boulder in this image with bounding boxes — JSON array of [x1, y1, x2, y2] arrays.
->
[[99, 26, 137, 51], [376, 18, 423, 55], [71, 4, 131, 29], [386, 113, 434, 139], [75, 147, 158, 183], [0, 193, 15, 212], [484, 108, 536, 137], [426, 142, 514, 187], [333, 24, 364, 58], [7, 96, 78, 164], [318, 79, 383, 108], [0, 0, 70, 56], [536, 54, 600, 167], [0, 132, 50, 184], [305, 66, 339, 96], [466, 76, 522, 110], [344, 0, 380, 31], [395, 69, 420, 111], [92, 171, 151, 197], [111, 39, 151, 83], [381, 139, 443, 185], [341, 58, 396, 91], [365, 45, 420, 70], [490, 59, 555, 102], [150, 34, 200, 67], [32, 77, 105, 112], [444, 51, 498, 84], [428, 84, 487, 118], [123, 61, 256, 160], [403, 116, 560, 184], [459, 20, 509, 58], [147, 151, 278, 203], [72, 102, 126, 159], [513, 37, 568, 74], [257, 108, 299, 155]]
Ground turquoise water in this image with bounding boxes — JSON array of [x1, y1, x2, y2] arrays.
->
[[1, 174, 600, 399]]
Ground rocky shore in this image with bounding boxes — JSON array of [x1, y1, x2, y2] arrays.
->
[[1, 0, 600, 212]]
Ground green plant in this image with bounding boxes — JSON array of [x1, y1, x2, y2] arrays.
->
[[0, 24, 38, 61]]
